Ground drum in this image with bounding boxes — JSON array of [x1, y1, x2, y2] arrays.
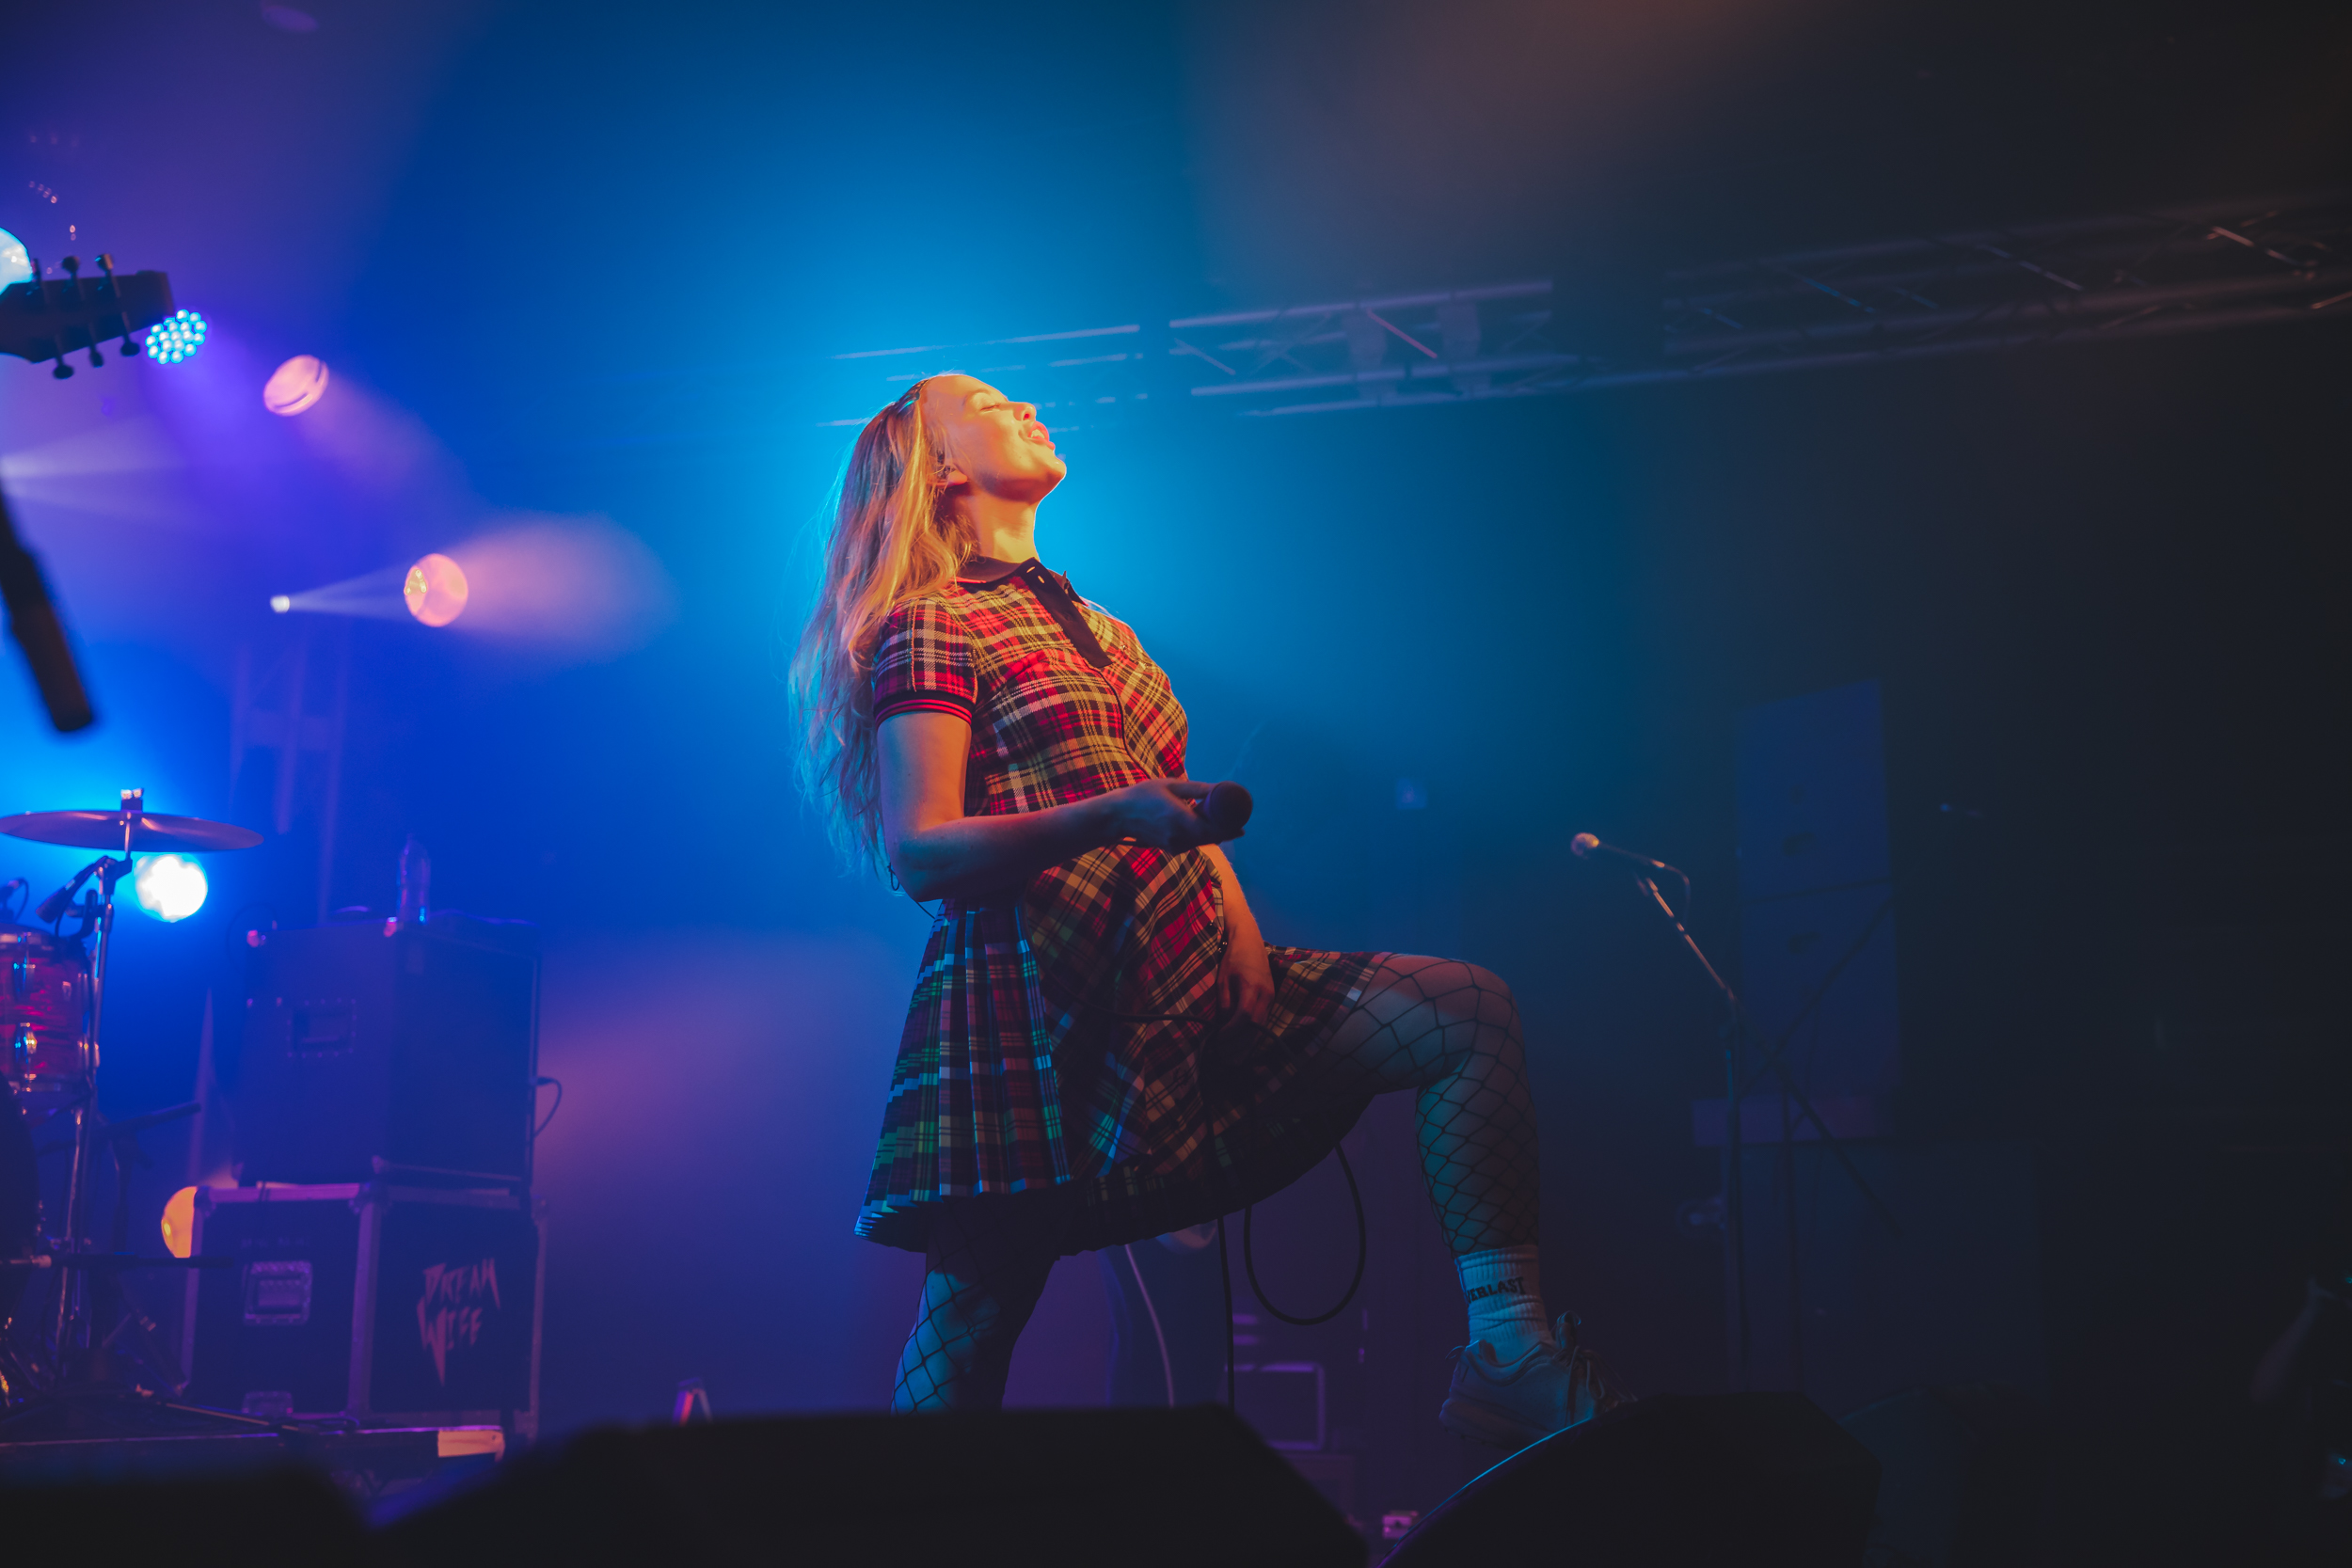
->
[[1, 924, 89, 1093]]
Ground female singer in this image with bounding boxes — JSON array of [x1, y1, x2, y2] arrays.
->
[[790, 374, 1624, 1448]]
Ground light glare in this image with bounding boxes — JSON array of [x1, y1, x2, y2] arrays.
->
[[405, 553, 469, 627], [263, 354, 330, 416], [132, 854, 208, 922], [161, 1185, 198, 1259]]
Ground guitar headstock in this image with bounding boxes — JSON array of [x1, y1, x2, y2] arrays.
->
[[0, 255, 175, 379]]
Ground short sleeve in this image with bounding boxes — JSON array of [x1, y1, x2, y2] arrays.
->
[[871, 598, 977, 724]]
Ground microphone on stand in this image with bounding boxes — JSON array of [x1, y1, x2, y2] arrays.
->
[[35, 858, 109, 927], [1569, 832, 1674, 873], [1573, 832, 1694, 917]]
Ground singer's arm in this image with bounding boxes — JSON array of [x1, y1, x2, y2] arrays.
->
[[879, 711, 1233, 901]]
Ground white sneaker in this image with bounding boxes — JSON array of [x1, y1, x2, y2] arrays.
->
[[1438, 1313, 1632, 1450]]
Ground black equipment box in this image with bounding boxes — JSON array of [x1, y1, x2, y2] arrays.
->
[[183, 1183, 544, 1435], [232, 921, 538, 1185]]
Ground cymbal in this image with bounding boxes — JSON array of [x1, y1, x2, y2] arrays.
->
[[0, 811, 263, 853]]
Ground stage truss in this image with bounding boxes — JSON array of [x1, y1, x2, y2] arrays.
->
[[524, 188, 2351, 449]]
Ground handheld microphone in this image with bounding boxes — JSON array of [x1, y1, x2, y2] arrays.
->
[[1194, 781, 1253, 836], [1569, 832, 1672, 873]]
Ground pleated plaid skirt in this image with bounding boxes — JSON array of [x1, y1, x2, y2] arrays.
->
[[853, 561, 1383, 1255], [855, 845, 1384, 1254]]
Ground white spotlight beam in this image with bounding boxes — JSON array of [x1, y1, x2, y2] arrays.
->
[[272, 562, 411, 619]]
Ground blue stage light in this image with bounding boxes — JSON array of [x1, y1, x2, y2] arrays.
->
[[148, 309, 208, 364], [0, 228, 29, 292], [132, 854, 208, 922]]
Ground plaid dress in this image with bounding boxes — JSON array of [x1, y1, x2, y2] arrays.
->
[[856, 557, 1384, 1254]]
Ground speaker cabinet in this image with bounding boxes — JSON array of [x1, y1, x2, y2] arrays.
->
[[381, 1406, 1364, 1567], [1386, 1393, 1879, 1567], [230, 922, 537, 1185]]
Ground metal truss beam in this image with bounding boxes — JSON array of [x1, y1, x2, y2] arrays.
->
[[808, 188, 2350, 425], [1630, 188, 2352, 392], [512, 188, 2350, 452]]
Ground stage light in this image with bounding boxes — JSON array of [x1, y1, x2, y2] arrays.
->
[[405, 552, 469, 626], [0, 228, 29, 291], [161, 1185, 198, 1259], [148, 309, 207, 364], [263, 354, 329, 415], [270, 594, 292, 613], [132, 854, 208, 922]]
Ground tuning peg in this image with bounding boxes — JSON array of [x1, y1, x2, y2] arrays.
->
[[94, 256, 138, 356], [52, 356, 73, 380], [60, 256, 79, 277], [87, 344, 103, 368]]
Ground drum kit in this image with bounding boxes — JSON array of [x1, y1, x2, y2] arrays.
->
[[0, 789, 262, 1430]]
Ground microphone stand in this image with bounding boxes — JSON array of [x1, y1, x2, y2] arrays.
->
[[52, 840, 135, 1359], [1621, 868, 1899, 1394]]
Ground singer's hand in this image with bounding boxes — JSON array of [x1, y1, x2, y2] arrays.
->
[[1104, 778, 1236, 850], [1217, 915, 1276, 1030]]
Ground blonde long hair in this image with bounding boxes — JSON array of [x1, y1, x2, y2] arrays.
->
[[789, 379, 971, 873]]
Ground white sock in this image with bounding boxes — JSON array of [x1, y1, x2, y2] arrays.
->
[[1455, 1244, 1557, 1364]]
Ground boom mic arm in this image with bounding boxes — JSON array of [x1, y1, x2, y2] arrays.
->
[[0, 484, 95, 733], [1570, 832, 1676, 874]]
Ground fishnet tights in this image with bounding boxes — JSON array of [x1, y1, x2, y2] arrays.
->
[[892, 1189, 1070, 1412], [1311, 956, 1540, 1256], [890, 955, 1537, 1410]]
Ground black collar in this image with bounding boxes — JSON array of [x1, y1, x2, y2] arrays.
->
[[955, 556, 1109, 668], [957, 556, 1041, 585]]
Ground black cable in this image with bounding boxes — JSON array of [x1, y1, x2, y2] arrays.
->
[[1242, 1144, 1368, 1326], [1216, 1213, 1236, 1410], [915, 886, 1371, 1387], [532, 1076, 564, 1140], [1735, 895, 1896, 1100], [1072, 989, 1371, 1342]]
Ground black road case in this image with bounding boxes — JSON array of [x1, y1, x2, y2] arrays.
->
[[183, 1182, 544, 1436]]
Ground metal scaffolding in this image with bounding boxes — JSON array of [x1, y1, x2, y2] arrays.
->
[[811, 187, 2349, 424], [808, 280, 1581, 429], [516, 188, 2349, 451], [1629, 188, 2352, 390]]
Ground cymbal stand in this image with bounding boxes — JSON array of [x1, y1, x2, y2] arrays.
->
[[49, 789, 137, 1360]]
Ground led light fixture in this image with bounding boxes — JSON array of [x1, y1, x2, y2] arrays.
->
[[149, 309, 208, 364]]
